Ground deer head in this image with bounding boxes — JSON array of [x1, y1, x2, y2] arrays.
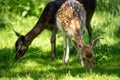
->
[[73, 38, 100, 70], [14, 30, 30, 60]]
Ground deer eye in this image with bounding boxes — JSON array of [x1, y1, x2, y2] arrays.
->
[[82, 57, 86, 61]]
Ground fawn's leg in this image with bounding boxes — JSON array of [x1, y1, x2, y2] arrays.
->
[[77, 50, 84, 67], [63, 34, 71, 64]]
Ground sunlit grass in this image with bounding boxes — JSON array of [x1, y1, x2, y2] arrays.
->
[[59, 73, 120, 80], [0, 0, 120, 80]]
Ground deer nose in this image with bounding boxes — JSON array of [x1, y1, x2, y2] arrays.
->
[[15, 50, 24, 60]]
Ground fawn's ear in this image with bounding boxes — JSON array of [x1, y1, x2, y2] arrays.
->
[[72, 40, 82, 49], [13, 30, 21, 37], [90, 37, 101, 47]]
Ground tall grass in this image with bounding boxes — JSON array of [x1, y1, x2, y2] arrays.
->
[[0, 0, 120, 80]]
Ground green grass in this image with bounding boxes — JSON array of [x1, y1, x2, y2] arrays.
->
[[0, 0, 120, 80]]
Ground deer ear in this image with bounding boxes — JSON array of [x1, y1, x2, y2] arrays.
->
[[72, 40, 82, 49], [13, 30, 21, 37], [90, 37, 102, 47]]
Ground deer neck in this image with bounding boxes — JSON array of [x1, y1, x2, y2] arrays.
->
[[74, 34, 85, 47], [24, 21, 44, 45]]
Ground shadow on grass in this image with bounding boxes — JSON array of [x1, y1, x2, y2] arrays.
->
[[93, 41, 120, 77], [0, 41, 120, 79]]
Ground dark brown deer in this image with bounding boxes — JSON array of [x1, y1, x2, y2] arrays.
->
[[56, 0, 99, 70], [14, 0, 97, 60]]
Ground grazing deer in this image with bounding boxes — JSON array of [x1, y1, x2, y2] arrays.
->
[[14, 1, 59, 60], [56, 0, 99, 70], [14, 0, 97, 60]]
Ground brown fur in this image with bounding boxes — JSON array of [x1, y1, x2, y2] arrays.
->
[[14, 0, 97, 60]]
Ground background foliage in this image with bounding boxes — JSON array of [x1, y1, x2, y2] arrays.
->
[[0, 0, 120, 80]]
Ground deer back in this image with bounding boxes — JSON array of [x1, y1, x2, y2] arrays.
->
[[56, 0, 86, 37]]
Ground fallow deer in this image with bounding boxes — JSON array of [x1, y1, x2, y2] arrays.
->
[[14, 0, 97, 60], [14, 1, 59, 60], [56, 0, 99, 70]]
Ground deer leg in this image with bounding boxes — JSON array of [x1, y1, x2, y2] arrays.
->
[[86, 8, 96, 43], [63, 33, 67, 64], [86, 20, 92, 43], [63, 34, 71, 64], [86, 12, 93, 43], [50, 27, 58, 60]]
